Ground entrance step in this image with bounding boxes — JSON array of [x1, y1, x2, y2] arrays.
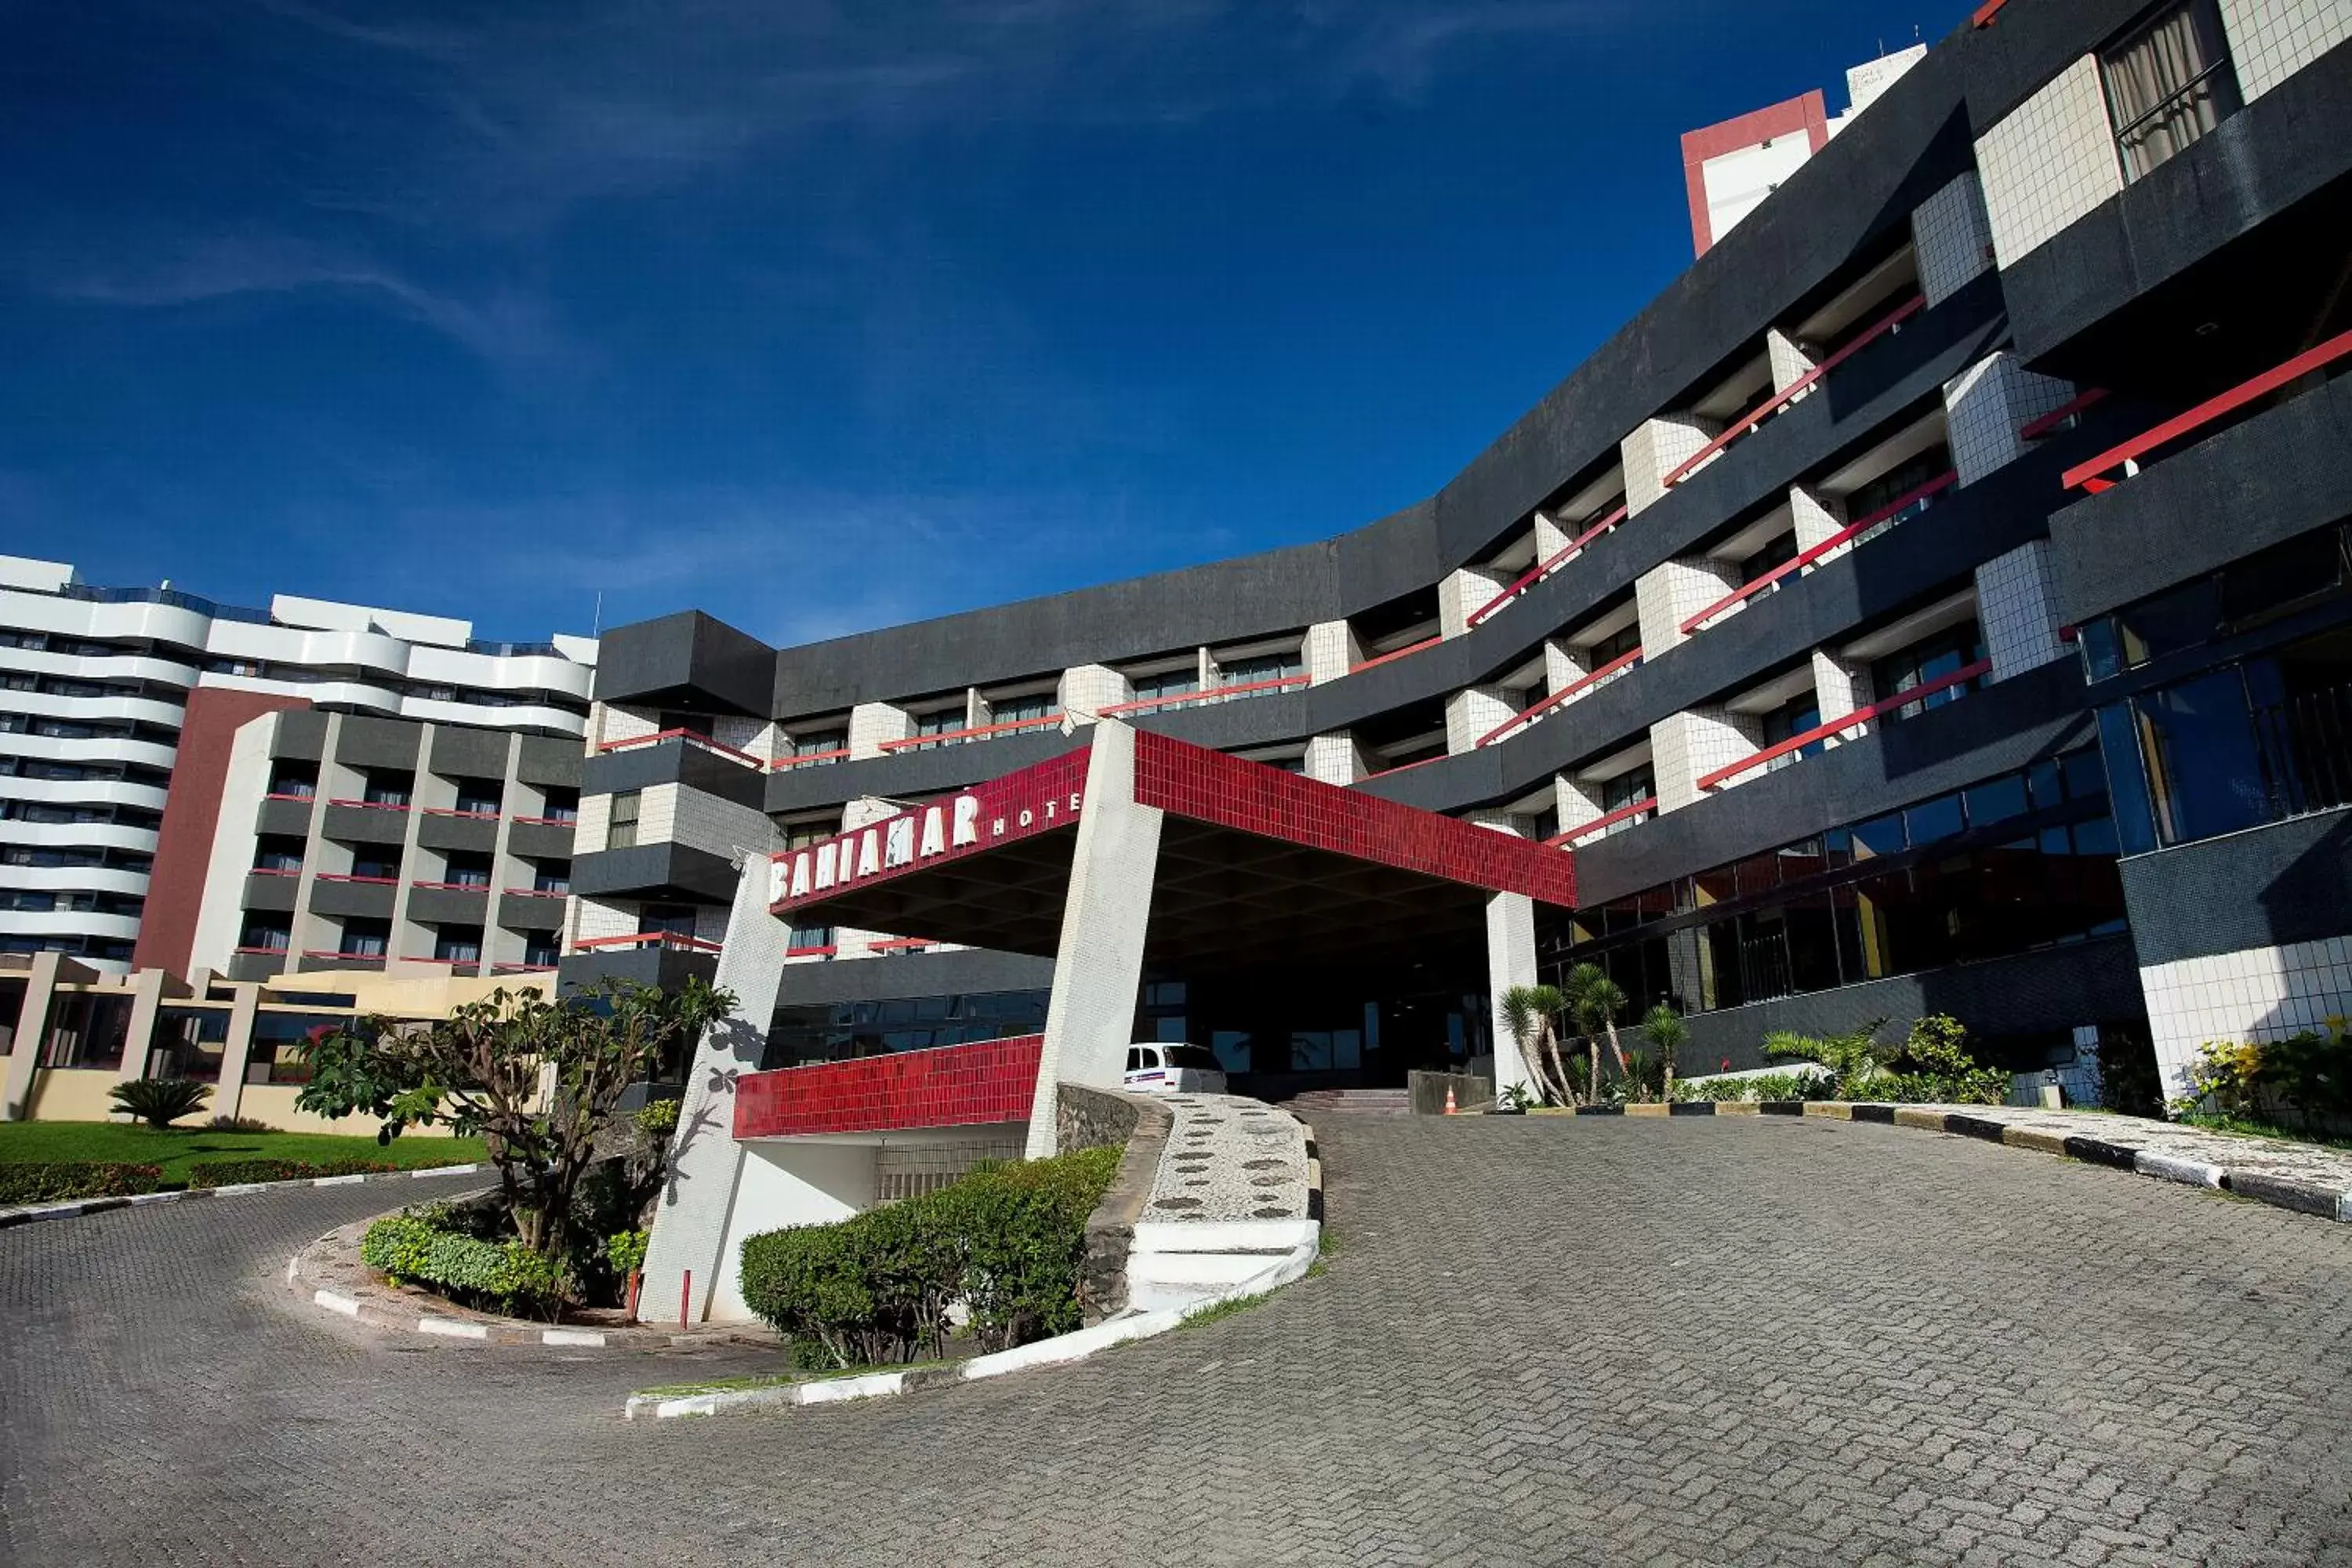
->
[[1285, 1088, 1411, 1116]]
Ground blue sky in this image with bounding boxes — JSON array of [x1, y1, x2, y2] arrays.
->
[[2, 0, 1947, 648]]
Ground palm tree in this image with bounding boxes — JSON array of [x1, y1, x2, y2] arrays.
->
[[1499, 984, 1571, 1105], [1564, 964, 1628, 1102], [1639, 1004, 1689, 1100]]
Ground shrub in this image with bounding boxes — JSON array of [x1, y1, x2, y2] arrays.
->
[[2173, 1025, 2352, 1131], [1671, 1069, 1831, 1103], [360, 1210, 564, 1318], [738, 1145, 1122, 1368], [633, 1098, 681, 1139], [605, 1228, 649, 1277], [186, 1157, 403, 1189], [1765, 1022, 1897, 1099], [2096, 1033, 2165, 1118], [0, 1161, 165, 1204], [107, 1078, 211, 1129], [204, 1115, 278, 1132]]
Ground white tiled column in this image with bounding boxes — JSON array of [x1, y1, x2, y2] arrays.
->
[[1790, 485, 1849, 557], [2220, 0, 2352, 102], [1623, 414, 1726, 517], [847, 701, 913, 760], [1305, 732, 1370, 786], [830, 797, 899, 957], [1485, 891, 1539, 1100], [2140, 935, 2352, 1103], [1767, 328, 1821, 397], [1305, 619, 1363, 685], [1650, 708, 1762, 812], [1542, 638, 1589, 695], [1059, 663, 1130, 723], [1531, 510, 1571, 563], [1945, 353, 2078, 486], [1911, 171, 1995, 307], [1444, 685, 1519, 755], [1635, 557, 1743, 657], [1439, 566, 1509, 638], [1976, 541, 2070, 681], [641, 853, 791, 1324], [1553, 774, 1607, 839], [1973, 56, 2125, 269], [1025, 722, 1164, 1158], [1812, 650, 1875, 747]]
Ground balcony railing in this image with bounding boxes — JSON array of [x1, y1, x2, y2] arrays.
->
[[2018, 387, 2108, 441], [327, 797, 411, 812], [300, 948, 390, 962], [504, 886, 570, 898], [423, 806, 502, 820], [1697, 659, 1990, 792], [2248, 682, 2352, 828], [771, 748, 851, 771], [2065, 328, 2352, 493], [593, 728, 762, 769], [1347, 635, 1443, 674], [1680, 470, 1958, 637], [1466, 506, 1630, 630], [313, 872, 399, 885], [1544, 795, 1657, 848], [878, 713, 1064, 752], [573, 931, 723, 955], [1098, 672, 1308, 718], [1476, 647, 1644, 749], [409, 879, 492, 892]]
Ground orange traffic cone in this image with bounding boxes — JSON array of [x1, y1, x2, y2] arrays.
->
[[1443, 1085, 1458, 1116]]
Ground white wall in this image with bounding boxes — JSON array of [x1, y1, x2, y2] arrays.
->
[[707, 1140, 880, 1323], [1974, 56, 2123, 269]]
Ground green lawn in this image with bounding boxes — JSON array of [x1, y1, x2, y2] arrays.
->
[[0, 1121, 490, 1184]]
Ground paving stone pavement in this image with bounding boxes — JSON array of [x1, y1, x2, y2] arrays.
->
[[6, 1114, 2352, 1567]]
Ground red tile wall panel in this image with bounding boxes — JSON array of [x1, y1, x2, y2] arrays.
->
[[1131, 730, 1577, 909], [732, 1034, 1044, 1139]]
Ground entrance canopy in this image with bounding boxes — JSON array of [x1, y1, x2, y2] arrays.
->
[[768, 728, 1577, 974]]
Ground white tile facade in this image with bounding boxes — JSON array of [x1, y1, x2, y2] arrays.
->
[[666, 782, 783, 865], [1789, 485, 1849, 555], [1635, 556, 1743, 657], [1438, 565, 1509, 638], [1768, 328, 1821, 397], [1304, 620, 1363, 685], [2140, 935, 2352, 1100], [847, 700, 913, 759], [1650, 706, 1762, 811], [1911, 171, 1996, 307], [1976, 541, 2071, 682], [1812, 649, 1875, 727], [2220, 0, 2352, 101], [1058, 662, 1130, 720], [1944, 353, 2077, 487], [1974, 56, 2125, 268], [597, 703, 660, 749], [1622, 413, 1726, 517], [1304, 732, 1369, 786], [1445, 685, 1519, 756]]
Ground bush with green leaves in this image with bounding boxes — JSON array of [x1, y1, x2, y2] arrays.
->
[[2172, 1024, 2352, 1131], [186, 1157, 402, 1189], [605, 1228, 649, 1277], [0, 1161, 164, 1204], [1765, 1021, 1899, 1099], [107, 1078, 211, 1129], [633, 1098, 681, 1139], [361, 1209, 565, 1318], [1670, 1070, 1831, 1103], [738, 1145, 1121, 1369]]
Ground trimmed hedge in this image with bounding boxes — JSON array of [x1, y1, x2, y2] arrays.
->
[[361, 1211, 564, 1318], [739, 1145, 1121, 1368], [0, 1161, 165, 1204], [187, 1157, 402, 1189]]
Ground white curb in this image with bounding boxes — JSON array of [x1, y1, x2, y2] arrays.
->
[[418, 1316, 490, 1339], [542, 1327, 607, 1347], [0, 1160, 490, 1232], [2137, 1152, 2226, 1189], [311, 1174, 367, 1187], [314, 1289, 361, 1316]]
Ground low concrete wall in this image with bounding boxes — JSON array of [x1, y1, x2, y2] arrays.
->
[[25, 1069, 120, 1123], [236, 1084, 459, 1138], [1408, 1069, 1493, 1116], [1060, 1084, 1171, 1324]]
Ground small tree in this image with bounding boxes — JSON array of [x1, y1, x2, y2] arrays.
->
[[1765, 1018, 1894, 1098], [1639, 1004, 1688, 1100], [1563, 964, 1628, 1101], [299, 978, 735, 1258], [109, 1078, 210, 1129], [1500, 985, 1572, 1105]]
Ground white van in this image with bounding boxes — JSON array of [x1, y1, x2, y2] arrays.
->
[[1123, 1043, 1228, 1094]]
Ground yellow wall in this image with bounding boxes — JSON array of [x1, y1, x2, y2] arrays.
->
[[25, 1069, 123, 1123], [234, 1083, 459, 1138]]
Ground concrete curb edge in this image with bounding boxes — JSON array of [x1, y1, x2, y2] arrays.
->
[[0, 1162, 487, 1232]]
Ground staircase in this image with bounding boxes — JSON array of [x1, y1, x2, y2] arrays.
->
[[1285, 1087, 1411, 1117]]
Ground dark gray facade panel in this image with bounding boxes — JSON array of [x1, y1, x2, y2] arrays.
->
[[1679, 935, 2144, 1073], [255, 798, 314, 839], [2118, 808, 2352, 967], [240, 874, 297, 914], [764, 731, 1083, 817], [1956, 0, 2158, 132], [1567, 662, 2096, 908], [572, 841, 738, 905], [307, 879, 397, 920], [267, 711, 329, 760], [503, 820, 578, 862], [318, 804, 408, 847], [416, 815, 499, 855], [558, 946, 717, 997], [514, 735, 584, 787], [225, 952, 286, 983], [406, 886, 491, 926], [771, 949, 1056, 1008], [584, 742, 768, 810], [2049, 372, 2352, 624], [426, 727, 509, 779], [330, 716, 426, 771], [2003, 49, 2352, 367], [593, 610, 776, 717], [496, 893, 568, 933]]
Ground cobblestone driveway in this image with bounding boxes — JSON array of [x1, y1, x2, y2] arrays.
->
[[7, 1116, 2352, 1567]]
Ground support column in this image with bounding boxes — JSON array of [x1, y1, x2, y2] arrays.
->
[[1944, 353, 2076, 487], [1304, 732, 1369, 786], [1977, 540, 2070, 681], [1024, 722, 1163, 1158], [1485, 892, 1537, 1100], [1622, 413, 1724, 517], [2, 952, 68, 1120], [640, 853, 792, 1326], [1789, 485, 1848, 556], [1812, 650, 1875, 750], [1438, 566, 1508, 639], [1634, 557, 1741, 658], [1444, 685, 1518, 755], [211, 982, 263, 1123], [1305, 620, 1363, 685], [1767, 328, 1820, 398], [118, 967, 169, 1085]]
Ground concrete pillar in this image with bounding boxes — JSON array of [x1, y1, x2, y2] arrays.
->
[[1438, 565, 1509, 639], [1485, 892, 1538, 1100], [2, 952, 68, 1120], [1767, 328, 1820, 398], [1635, 557, 1742, 658], [641, 852, 793, 1326], [1304, 733, 1369, 786], [1024, 722, 1164, 1158], [1911, 170, 1994, 307], [1552, 774, 1608, 841], [1058, 664, 1129, 724], [1622, 413, 1725, 517], [485, 734, 529, 976], [847, 701, 913, 760], [1789, 485, 1848, 557], [1531, 510, 1571, 564], [1650, 708, 1762, 812], [118, 967, 169, 1085], [211, 982, 263, 1122], [1812, 650, 1875, 748], [1305, 619, 1363, 685], [388, 724, 439, 971], [1944, 353, 2076, 487], [288, 713, 347, 971], [1542, 639, 1588, 696], [1977, 541, 2070, 682], [1444, 685, 1519, 756]]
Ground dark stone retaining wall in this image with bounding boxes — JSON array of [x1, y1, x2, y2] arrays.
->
[[1059, 1085, 1172, 1325]]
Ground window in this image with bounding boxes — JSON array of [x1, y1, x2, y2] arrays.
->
[[989, 691, 1059, 727], [640, 904, 698, 938], [1735, 531, 1798, 588], [787, 922, 834, 951], [532, 862, 572, 895], [433, 925, 483, 964], [267, 767, 317, 800], [523, 940, 562, 968], [340, 920, 390, 958], [349, 853, 401, 881], [2102, 0, 2239, 182], [1759, 692, 1824, 770], [1842, 445, 1954, 540], [1131, 667, 1200, 706], [442, 855, 492, 888], [1219, 651, 1303, 691], [538, 787, 580, 823], [361, 771, 412, 808], [1871, 621, 1987, 719], [252, 838, 303, 873], [1583, 621, 1642, 669], [451, 779, 502, 815], [607, 789, 640, 850], [789, 729, 847, 763]]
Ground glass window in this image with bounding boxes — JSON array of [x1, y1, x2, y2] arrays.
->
[[607, 789, 640, 850], [2103, 0, 2240, 182], [1871, 621, 1986, 719], [2132, 668, 2267, 844], [1584, 622, 1642, 667], [1963, 775, 2028, 829], [1131, 667, 1200, 705], [433, 927, 483, 964], [989, 691, 1059, 726], [1905, 793, 1963, 846]]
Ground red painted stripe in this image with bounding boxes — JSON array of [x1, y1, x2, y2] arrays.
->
[[1476, 647, 1645, 749], [1679, 470, 1957, 636], [1465, 503, 1631, 627], [877, 713, 1066, 750], [1348, 634, 1443, 674], [1696, 659, 1991, 792], [2017, 387, 2107, 441], [1098, 672, 1309, 717], [1544, 796, 1657, 847], [2063, 329, 2352, 491]]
